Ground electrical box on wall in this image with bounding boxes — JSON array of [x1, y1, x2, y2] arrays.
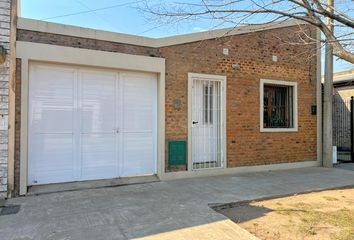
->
[[168, 140, 187, 166], [311, 105, 317, 115], [173, 99, 181, 111]]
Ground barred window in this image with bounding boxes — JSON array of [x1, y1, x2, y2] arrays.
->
[[203, 85, 213, 124], [260, 79, 297, 132], [263, 85, 294, 128]]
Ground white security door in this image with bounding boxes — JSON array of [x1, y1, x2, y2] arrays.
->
[[28, 63, 157, 185], [191, 76, 224, 170]]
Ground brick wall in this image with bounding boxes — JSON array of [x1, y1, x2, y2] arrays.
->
[[160, 27, 318, 168], [17, 29, 160, 57], [0, 0, 11, 198], [14, 24, 318, 192]]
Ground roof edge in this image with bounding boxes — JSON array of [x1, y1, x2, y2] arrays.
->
[[17, 17, 308, 48]]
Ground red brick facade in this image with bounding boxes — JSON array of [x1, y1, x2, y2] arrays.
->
[[160, 27, 317, 168], [14, 24, 318, 193]]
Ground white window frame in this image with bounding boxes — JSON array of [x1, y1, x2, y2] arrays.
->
[[260, 79, 298, 132]]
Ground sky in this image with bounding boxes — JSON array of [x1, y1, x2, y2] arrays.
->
[[21, 0, 218, 37], [21, 0, 353, 72]]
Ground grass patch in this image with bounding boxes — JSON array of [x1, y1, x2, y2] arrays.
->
[[323, 196, 339, 201], [278, 203, 354, 238], [217, 188, 354, 240]]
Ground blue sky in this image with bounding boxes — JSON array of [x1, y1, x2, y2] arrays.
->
[[21, 0, 353, 71], [21, 0, 219, 37]]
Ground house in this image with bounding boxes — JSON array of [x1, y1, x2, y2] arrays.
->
[[0, 1, 322, 198]]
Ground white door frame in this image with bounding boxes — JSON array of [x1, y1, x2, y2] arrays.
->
[[187, 73, 227, 171], [16, 41, 165, 195]]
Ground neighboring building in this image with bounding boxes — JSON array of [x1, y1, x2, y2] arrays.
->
[[333, 70, 354, 101], [1, 1, 322, 197], [332, 70, 354, 162]]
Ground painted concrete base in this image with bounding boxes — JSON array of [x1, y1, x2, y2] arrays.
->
[[1, 167, 354, 240], [160, 160, 320, 180]]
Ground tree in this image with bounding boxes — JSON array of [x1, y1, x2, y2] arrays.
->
[[141, 0, 354, 64]]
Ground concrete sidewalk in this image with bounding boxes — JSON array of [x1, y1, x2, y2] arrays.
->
[[1, 167, 354, 240], [335, 162, 354, 171]]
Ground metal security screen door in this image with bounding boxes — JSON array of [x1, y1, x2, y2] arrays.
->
[[191, 75, 224, 170]]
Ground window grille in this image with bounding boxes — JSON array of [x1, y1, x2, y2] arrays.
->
[[263, 85, 294, 128]]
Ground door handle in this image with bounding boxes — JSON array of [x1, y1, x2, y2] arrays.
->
[[192, 121, 199, 124]]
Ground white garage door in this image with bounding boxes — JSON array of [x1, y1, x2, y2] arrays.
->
[[28, 63, 157, 185]]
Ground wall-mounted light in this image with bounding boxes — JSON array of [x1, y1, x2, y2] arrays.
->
[[223, 48, 229, 55], [272, 55, 278, 62], [231, 63, 240, 69], [0, 45, 6, 65]]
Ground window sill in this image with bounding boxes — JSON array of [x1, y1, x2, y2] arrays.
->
[[260, 127, 298, 133]]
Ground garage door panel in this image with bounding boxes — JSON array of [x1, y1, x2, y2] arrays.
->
[[30, 170, 76, 185], [81, 134, 117, 180], [121, 133, 155, 177], [122, 75, 155, 132], [30, 66, 75, 133], [81, 71, 116, 133], [28, 134, 75, 185]]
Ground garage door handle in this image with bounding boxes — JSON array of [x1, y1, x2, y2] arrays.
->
[[192, 121, 199, 124]]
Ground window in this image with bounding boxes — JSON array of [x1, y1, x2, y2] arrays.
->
[[263, 85, 293, 128], [260, 79, 298, 132], [203, 84, 213, 124]]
